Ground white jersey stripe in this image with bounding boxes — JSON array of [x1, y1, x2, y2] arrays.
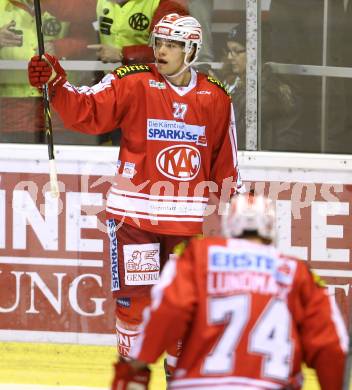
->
[[106, 207, 204, 222], [110, 187, 209, 202], [63, 73, 115, 95], [169, 376, 283, 389], [229, 105, 238, 171], [328, 295, 349, 353], [107, 193, 207, 216], [229, 105, 243, 191], [170, 386, 273, 390]]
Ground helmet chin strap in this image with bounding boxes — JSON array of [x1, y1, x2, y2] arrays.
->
[[164, 63, 189, 80], [157, 49, 196, 81]]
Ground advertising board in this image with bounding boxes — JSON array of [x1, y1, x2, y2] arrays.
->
[[0, 146, 351, 343]]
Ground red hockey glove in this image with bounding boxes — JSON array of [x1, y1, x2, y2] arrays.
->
[[111, 360, 151, 390], [28, 53, 67, 89]]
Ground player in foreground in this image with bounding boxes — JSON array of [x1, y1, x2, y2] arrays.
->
[[27, 13, 242, 370], [112, 193, 348, 390]]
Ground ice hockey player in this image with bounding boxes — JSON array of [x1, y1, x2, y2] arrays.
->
[[27, 13, 242, 371], [111, 192, 348, 390]]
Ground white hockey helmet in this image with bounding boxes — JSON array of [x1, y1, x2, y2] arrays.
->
[[222, 193, 276, 242], [151, 13, 202, 66]]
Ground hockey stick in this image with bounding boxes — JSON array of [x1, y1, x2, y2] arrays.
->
[[33, 0, 59, 198]]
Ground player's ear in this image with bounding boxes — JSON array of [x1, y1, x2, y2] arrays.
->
[[187, 44, 197, 62]]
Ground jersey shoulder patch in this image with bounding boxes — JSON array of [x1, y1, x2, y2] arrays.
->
[[173, 240, 188, 257], [310, 269, 326, 288], [206, 75, 230, 96], [114, 64, 152, 79], [172, 235, 203, 257]]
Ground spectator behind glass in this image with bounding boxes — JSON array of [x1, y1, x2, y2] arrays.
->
[[0, 0, 97, 144], [111, 193, 348, 390], [42, 0, 188, 65], [219, 24, 301, 151], [266, 0, 350, 153]]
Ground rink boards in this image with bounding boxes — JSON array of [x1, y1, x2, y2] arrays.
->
[[0, 144, 351, 344]]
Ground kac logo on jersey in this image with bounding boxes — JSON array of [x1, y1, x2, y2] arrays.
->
[[156, 145, 201, 181]]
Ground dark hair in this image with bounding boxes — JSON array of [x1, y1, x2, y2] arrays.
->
[[228, 23, 246, 47]]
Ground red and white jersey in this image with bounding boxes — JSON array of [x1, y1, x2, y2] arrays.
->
[[50, 64, 241, 235], [131, 238, 348, 390]]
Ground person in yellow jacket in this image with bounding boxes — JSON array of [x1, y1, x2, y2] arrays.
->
[[0, 0, 70, 98], [0, 0, 97, 144], [43, 0, 188, 64], [90, 0, 161, 62]]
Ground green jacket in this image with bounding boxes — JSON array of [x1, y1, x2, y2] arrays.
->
[[97, 0, 160, 48], [0, 1, 69, 97]]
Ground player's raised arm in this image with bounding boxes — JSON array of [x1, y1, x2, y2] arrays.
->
[[28, 53, 125, 134]]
